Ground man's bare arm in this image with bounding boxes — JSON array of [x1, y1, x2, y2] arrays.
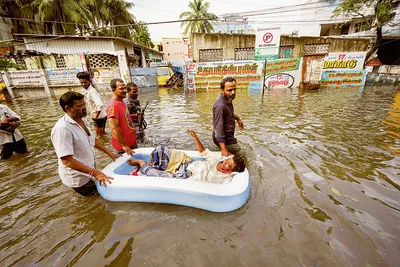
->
[[61, 155, 113, 187], [187, 129, 205, 153], [108, 117, 134, 156]]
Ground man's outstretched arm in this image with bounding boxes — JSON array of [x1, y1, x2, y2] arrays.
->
[[187, 129, 205, 153]]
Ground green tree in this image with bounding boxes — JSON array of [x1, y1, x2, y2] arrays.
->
[[0, 58, 25, 71], [179, 0, 218, 34], [133, 21, 154, 48], [330, 0, 396, 60]]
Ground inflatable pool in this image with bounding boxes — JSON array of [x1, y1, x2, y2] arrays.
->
[[96, 148, 250, 212]]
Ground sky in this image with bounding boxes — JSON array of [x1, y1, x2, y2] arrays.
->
[[127, 0, 314, 42]]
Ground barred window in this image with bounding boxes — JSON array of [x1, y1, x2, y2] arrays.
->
[[87, 54, 118, 68], [304, 44, 329, 55], [199, 49, 223, 62], [234, 48, 255, 61], [279, 46, 294, 58]]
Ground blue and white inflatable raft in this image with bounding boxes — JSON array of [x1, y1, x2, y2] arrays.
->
[[96, 148, 250, 212]]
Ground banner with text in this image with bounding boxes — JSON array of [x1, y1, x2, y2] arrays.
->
[[46, 67, 83, 85], [7, 70, 43, 86], [320, 52, 367, 89], [322, 52, 366, 71], [186, 58, 302, 92], [320, 70, 366, 89]]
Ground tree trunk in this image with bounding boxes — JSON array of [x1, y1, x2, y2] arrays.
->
[[365, 26, 382, 61]]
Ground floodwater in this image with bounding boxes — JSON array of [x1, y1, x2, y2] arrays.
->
[[1, 86, 399, 266]]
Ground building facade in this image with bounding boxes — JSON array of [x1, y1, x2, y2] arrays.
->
[[162, 37, 190, 61], [191, 33, 370, 62]]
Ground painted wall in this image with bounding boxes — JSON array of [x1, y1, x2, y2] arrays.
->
[[162, 38, 187, 61], [280, 36, 370, 58]]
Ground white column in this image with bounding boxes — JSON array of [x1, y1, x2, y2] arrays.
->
[[1, 71, 15, 98], [39, 69, 55, 97], [117, 50, 131, 83]]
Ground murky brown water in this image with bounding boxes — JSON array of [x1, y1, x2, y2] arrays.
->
[[1, 86, 399, 266]]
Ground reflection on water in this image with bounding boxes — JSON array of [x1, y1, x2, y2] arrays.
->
[[0, 86, 399, 266]]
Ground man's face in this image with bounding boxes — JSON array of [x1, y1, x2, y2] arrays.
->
[[114, 81, 127, 99], [218, 158, 236, 174], [128, 86, 138, 99], [222, 81, 236, 102], [79, 78, 90, 89], [68, 99, 87, 118]]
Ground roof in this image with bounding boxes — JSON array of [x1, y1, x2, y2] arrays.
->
[[13, 33, 163, 55], [365, 57, 382, 66]]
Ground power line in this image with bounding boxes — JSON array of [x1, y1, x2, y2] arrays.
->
[[228, 0, 339, 17]]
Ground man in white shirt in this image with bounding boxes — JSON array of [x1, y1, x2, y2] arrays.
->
[[0, 104, 27, 159], [77, 71, 107, 137], [127, 130, 246, 184], [51, 91, 117, 196]]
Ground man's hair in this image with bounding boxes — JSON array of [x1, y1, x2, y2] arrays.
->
[[110, 78, 125, 91], [221, 77, 236, 90], [59, 91, 84, 112], [126, 82, 138, 92], [232, 155, 246, 173], [76, 71, 91, 80]]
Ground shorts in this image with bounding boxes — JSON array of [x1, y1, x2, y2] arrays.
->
[[92, 116, 107, 128], [1, 138, 27, 159], [72, 180, 98, 196]]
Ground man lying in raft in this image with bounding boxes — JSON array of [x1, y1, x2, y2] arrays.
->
[[127, 130, 246, 184]]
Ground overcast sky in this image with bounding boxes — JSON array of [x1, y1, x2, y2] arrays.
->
[[128, 0, 313, 42]]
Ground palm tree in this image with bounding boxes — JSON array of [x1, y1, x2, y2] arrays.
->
[[94, 0, 136, 39], [17, 0, 93, 35], [9, 0, 154, 47], [179, 0, 218, 34]]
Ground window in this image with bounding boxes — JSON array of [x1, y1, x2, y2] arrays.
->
[[157, 68, 170, 76], [279, 46, 294, 58]]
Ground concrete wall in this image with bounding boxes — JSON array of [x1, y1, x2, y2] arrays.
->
[[0, 18, 13, 41], [192, 33, 255, 62], [192, 33, 371, 61], [366, 72, 400, 86], [280, 36, 370, 57]]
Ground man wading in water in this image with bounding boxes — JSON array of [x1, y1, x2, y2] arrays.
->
[[212, 77, 246, 159]]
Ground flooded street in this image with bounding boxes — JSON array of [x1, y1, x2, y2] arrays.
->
[[1, 86, 399, 266]]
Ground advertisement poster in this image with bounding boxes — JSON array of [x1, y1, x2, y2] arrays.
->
[[90, 67, 120, 84], [320, 70, 366, 88], [46, 67, 83, 85], [254, 26, 281, 61], [322, 52, 366, 71]]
